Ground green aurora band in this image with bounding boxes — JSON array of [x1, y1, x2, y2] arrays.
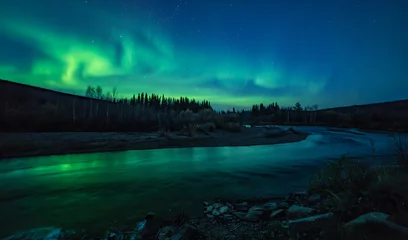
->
[[1, 0, 406, 108]]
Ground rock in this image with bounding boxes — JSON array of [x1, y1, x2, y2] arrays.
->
[[212, 203, 222, 209], [157, 225, 198, 240], [288, 213, 336, 238], [308, 194, 321, 204], [44, 229, 63, 240], [219, 206, 229, 214], [270, 209, 285, 219], [235, 202, 249, 211], [156, 226, 173, 240], [3, 228, 66, 240], [224, 214, 234, 219], [233, 212, 247, 221], [287, 205, 315, 219], [263, 202, 278, 211], [171, 226, 198, 240], [105, 232, 124, 240], [136, 219, 147, 231], [203, 201, 209, 206], [345, 212, 389, 227], [278, 201, 290, 208], [212, 209, 221, 216], [244, 206, 265, 222], [344, 212, 408, 240], [206, 214, 214, 218], [206, 206, 214, 212]]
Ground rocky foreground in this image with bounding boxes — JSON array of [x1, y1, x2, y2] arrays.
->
[[4, 189, 408, 240]]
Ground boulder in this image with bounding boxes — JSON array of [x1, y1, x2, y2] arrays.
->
[[287, 205, 315, 219], [206, 206, 213, 212], [3, 228, 67, 240], [234, 202, 250, 211], [277, 201, 290, 209], [262, 202, 278, 211], [244, 206, 265, 222], [308, 194, 321, 204], [270, 209, 286, 219], [344, 212, 389, 227], [211, 209, 221, 216], [157, 226, 198, 240], [287, 213, 336, 238], [219, 206, 229, 214], [212, 203, 222, 209], [344, 212, 408, 240]]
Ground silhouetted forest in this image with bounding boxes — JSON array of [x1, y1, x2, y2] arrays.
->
[[245, 100, 408, 132], [84, 85, 212, 113], [1, 79, 408, 132], [0, 80, 242, 132]]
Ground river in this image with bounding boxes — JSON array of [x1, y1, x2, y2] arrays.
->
[[0, 127, 399, 237]]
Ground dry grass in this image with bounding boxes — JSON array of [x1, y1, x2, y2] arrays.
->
[[309, 154, 371, 195], [367, 166, 408, 194]]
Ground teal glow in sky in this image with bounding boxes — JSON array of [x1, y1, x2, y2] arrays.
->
[[0, 0, 407, 109]]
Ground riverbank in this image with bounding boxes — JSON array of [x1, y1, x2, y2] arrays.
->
[[0, 126, 309, 159]]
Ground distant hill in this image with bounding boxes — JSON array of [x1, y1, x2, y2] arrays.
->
[[321, 100, 408, 114], [0, 79, 93, 103]]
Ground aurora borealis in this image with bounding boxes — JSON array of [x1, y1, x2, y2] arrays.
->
[[0, 0, 407, 109]]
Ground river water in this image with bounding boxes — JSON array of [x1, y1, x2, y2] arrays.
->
[[0, 127, 400, 237]]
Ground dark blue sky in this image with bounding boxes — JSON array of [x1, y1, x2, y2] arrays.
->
[[0, 0, 407, 109]]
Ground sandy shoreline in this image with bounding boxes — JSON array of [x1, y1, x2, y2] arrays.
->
[[0, 127, 309, 159]]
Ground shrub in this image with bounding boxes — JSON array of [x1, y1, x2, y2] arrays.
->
[[391, 134, 408, 166], [178, 124, 197, 137], [367, 165, 406, 195], [158, 128, 172, 139], [222, 122, 241, 132], [179, 109, 196, 125], [196, 122, 216, 133], [309, 154, 372, 195], [213, 115, 224, 129], [197, 108, 216, 123], [222, 113, 240, 122]]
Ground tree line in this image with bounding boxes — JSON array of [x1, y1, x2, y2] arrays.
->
[[85, 85, 212, 113], [245, 101, 319, 124], [2, 80, 407, 132]]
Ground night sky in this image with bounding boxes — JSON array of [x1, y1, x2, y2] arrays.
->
[[0, 0, 407, 109]]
